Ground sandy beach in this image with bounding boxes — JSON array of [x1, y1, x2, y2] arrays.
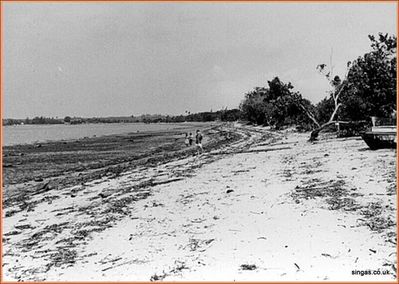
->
[[2, 124, 397, 281]]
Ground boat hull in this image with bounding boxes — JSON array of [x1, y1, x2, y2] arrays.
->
[[361, 132, 396, 150]]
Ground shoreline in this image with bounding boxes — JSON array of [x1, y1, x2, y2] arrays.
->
[[2, 125, 397, 281], [3, 122, 249, 208]]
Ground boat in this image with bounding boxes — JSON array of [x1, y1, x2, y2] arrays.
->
[[361, 125, 397, 150]]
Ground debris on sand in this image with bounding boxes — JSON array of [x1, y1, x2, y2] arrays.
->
[[169, 261, 189, 274], [291, 179, 361, 211], [150, 261, 189, 281], [46, 248, 78, 271], [187, 238, 215, 252], [292, 179, 347, 201], [150, 272, 167, 282], [359, 202, 396, 233], [240, 264, 257, 271], [98, 191, 113, 199], [32, 182, 55, 195]]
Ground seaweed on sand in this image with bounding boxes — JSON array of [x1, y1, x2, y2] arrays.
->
[[292, 179, 346, 200], [291, 179, 360, 211], [45, 248, 78, 270], [240, 264, 257, 270]]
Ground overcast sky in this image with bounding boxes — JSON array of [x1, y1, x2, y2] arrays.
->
[[3, 2, 397, 118]]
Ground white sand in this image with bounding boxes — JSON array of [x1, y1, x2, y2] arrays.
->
[[2, 126, 397, 281]]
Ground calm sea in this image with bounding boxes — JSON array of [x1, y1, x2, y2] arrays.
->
[[3, 123, 203, 146]]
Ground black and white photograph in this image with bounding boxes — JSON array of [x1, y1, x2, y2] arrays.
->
[[1, 1, 397, 281]]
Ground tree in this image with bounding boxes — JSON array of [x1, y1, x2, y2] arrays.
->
[[240, 88, 269, 125], [304, 33, 396, 141], [340, 33, 396, 120], [240, 77, 314, 129], [305, 63, 351, 141]]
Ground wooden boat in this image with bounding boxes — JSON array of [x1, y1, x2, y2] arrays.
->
[[361, 126, 397, 150]]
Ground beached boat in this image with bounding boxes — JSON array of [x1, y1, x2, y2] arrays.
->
[[361, 125, 397, 150]]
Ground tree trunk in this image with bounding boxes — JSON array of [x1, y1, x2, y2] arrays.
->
[[309, 121, 336, 141], [308, 120, 359, 141], [307, 64, 349, 141], [309, 97, 343, 141], [298, 103, 320, 128]]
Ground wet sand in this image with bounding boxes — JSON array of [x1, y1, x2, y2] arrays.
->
[[2, 124, 397, 281]]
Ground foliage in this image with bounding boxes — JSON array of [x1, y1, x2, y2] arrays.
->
[[240, 89, 269, 125], [305, 32, 397, 140], [219, 108, 242, 121], [315, 97, 335, 125], [240, 77, 314, 130], [338, 33, 397, 121], [29, 117, 63, 125]]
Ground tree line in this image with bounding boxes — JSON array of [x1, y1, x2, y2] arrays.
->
[[3, 109, 241, 126]]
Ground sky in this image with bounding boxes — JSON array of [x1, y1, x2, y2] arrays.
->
[[3, 2, 397, 118]]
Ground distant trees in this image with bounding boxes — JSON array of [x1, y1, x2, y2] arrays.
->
[[129, 109, 240, 123], [28, 117, 63, 124], [3, 109, 241, 126]]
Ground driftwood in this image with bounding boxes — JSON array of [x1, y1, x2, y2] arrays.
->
[[241, 147, 292, 153], [309, 121, 337, 142], [152, 177, 184, 186], [309, 120, 367, 142], [211, 146, 291, 155]]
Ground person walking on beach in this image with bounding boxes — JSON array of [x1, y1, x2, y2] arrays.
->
[[195, 130, 203, 155], [184, 132, 190, 147], [188, 133, 194, 146], [184, 133, 190, 147]]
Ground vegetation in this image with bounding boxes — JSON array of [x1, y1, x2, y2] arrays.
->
[[341, 33, 397, 120], [240, 77, 315, 130], [2, 117, 65, 125], [239, 33, 397, 139], [3, 109, 242, 126]]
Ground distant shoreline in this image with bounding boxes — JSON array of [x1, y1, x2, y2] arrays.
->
[[3, 121, 218, 147], [3, 121, 221, 126]]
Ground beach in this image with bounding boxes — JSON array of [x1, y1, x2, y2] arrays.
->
[[2, 123, 397, 281]]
